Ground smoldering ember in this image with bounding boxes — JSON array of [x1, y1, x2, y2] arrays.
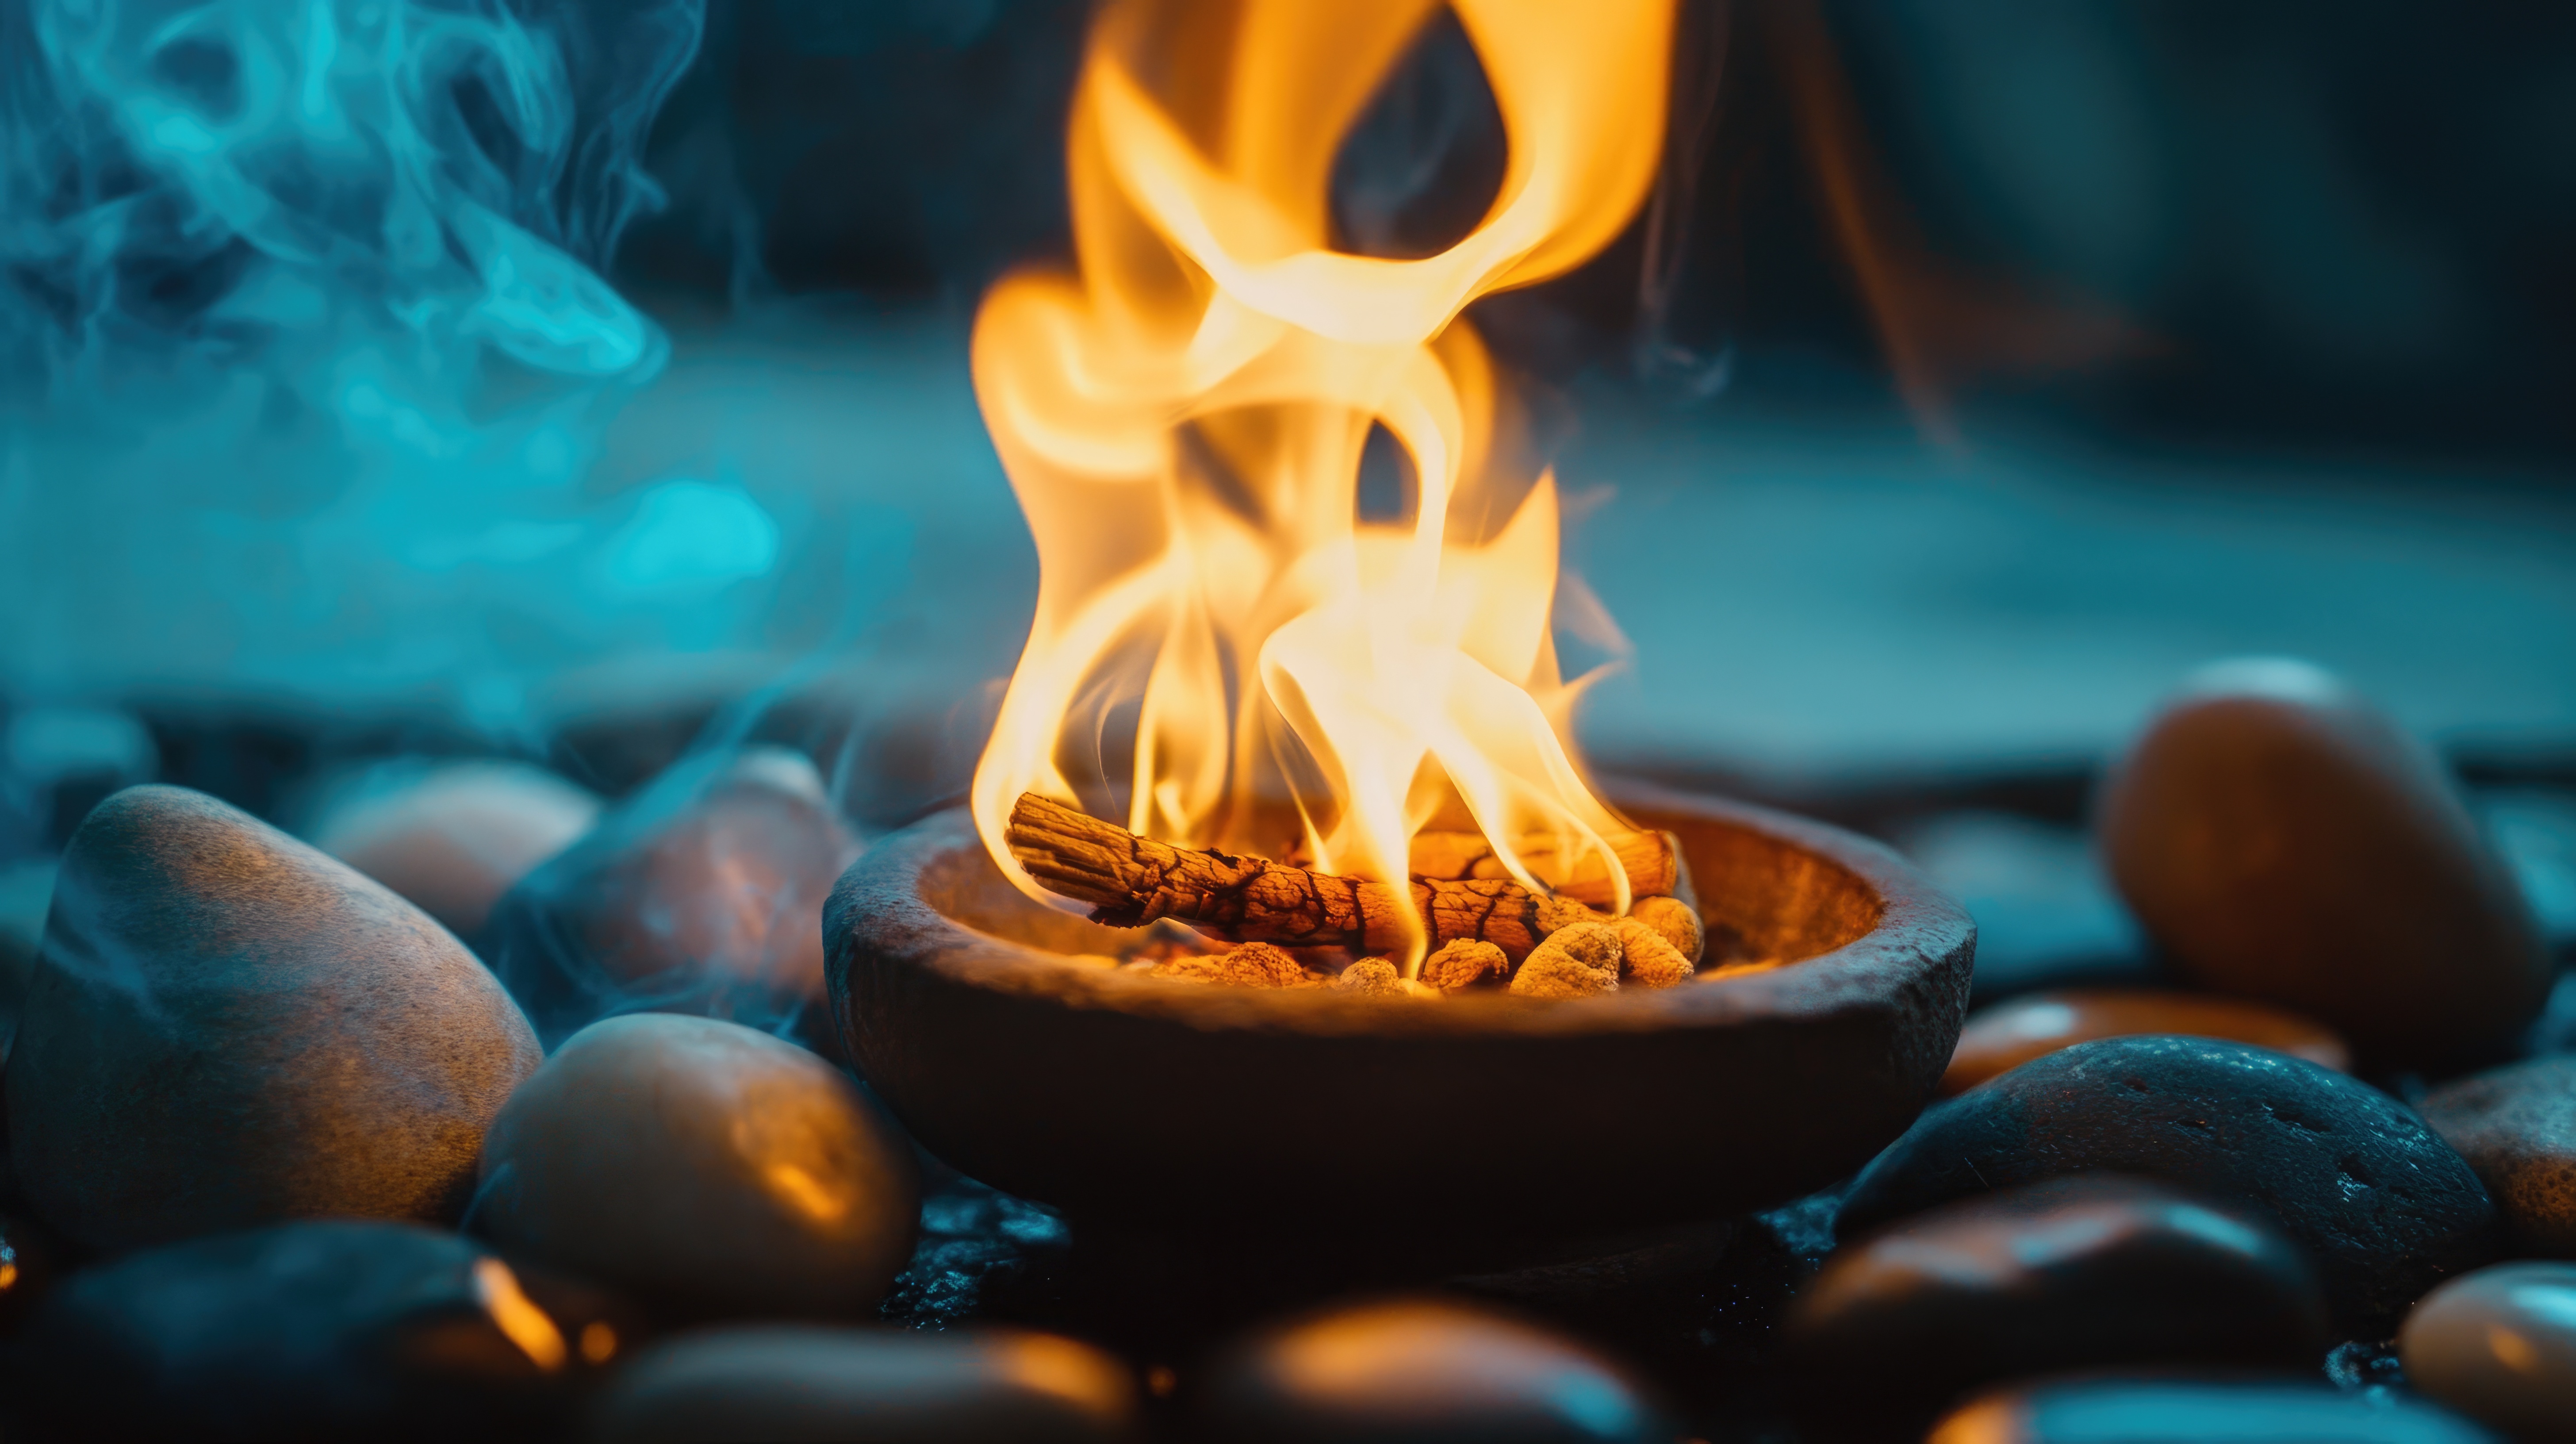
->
[[4, 1, 2576, 1443]]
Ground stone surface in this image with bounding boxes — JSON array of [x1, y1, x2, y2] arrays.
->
[[1928, 1379, 2496, 1444], [588, 1325, 1138, 1444], [2097, 658, 2549, 1069], [2422, 1056, 2576, 1257], [1792, 1177, 2331, 1410], [309, 760, 601, 940], [5, 785, 541, 1252], [1942, 988, 2349, 1093], [2401, 1261, 2576, 1443], [1894, 811, 2158, 1007], [1839, 1034, 2499, 1329], [1199, 1297, 1679, 1443], [475, 1014, 918, 1319], [489, 747, 862, 1046], [11, 1219, 630, 1442]]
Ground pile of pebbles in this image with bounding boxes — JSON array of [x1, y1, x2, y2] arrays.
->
[[0, 655, 2572, 1441]]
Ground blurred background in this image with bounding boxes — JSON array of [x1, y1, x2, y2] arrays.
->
[[4, 0, 2574, 927]]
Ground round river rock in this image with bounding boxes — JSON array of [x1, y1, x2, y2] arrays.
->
[[488, 747, 862, 1047], [2401, 1260, 2576, 1442], [589, 1325, 1139, 1443], [310, 759, 602, 941], [1199, 1297, 1679, 1443], [5, 785, 542, 1252], [474, 1013, 919, 1320], [2420, 1054, 2576, 1257], [2096, 658, 2549, 1070], [1791, 1176, 2331, 1411], [1942, 988, 2348, 1094], [1838, 1034, 2499, 1329], [1929, 1378, 2496, 1444], [13, 1218, 629, 1441]]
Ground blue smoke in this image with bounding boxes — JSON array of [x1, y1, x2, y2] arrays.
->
[[0, 0, 726, 714]]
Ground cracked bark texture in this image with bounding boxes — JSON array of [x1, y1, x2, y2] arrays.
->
[[1005, 793, 1600, 961]]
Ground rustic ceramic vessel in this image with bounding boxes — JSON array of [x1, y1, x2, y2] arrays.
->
[[825, 786, 1974, 1236]]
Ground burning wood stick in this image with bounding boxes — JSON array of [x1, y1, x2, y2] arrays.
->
[[1406, 827, 1679, 906], [1006, 793, 1603, 961]]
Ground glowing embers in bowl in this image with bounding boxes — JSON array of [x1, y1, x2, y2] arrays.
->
[[825, 790, 1973, 1235]]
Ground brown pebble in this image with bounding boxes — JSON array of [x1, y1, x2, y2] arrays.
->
[[1334, 959, 1406, 995], [1509, 923, 1622, 999], [1614, 918, 1695, 988], [1631, 895, 1704, 965], [1420, 940, 1507, 992], [2420, 1055, 2576, 1257], [2399, 1261, 2576, 1441], [1942, 989, 2351, 1094], [2098, 658, 2549, 1068]]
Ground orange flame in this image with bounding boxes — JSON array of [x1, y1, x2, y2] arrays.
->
[[970, 0, 1677, 968]]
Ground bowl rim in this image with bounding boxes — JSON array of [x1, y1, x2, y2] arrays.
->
[[832, 778, 1975, 1042]]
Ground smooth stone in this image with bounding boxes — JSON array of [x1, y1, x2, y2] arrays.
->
[[488, 747, 863, 1046], [2097, 657, 2549, 1069], [12, 1219, 632, 1441], [587, 1325, 1138, 1443], [310, 760, 602, 940], [1894, 811, 2158, 1007], [2401, 1261, 2576, 1442], [1198, 1297, 1679, 1443], [1928, 1378, 2497, 1444], [5, 785, 542, 1252], [2421, 1056, 2576, 1257], [1790, 1177, 2332, 1411], [1839, 1034, 2499, 1329], [1942, 988, 2349, 1093], [475, 1014, 918, 1319]]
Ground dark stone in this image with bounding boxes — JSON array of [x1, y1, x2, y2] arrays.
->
[[1930, 1378, 2496, 1444], [488, 747, 862, 1047], [473, 1014, 919, 1320], [1788, 1177, 2332, 1419], [5, 786, 541, 1252], [588, 1325, 1139, 1444], [2420, 1055, 2576, 1257], [1838, 1035, 2500, 1329], [2097, 659, 2550, 1070], [1197, 1297, 1680, 1444], [880, 1174, 1072, 1332], [8, 1220, 634, 1442]]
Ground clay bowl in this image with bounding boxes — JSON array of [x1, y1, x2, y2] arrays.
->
[[825, 785, 1974, 1238]]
